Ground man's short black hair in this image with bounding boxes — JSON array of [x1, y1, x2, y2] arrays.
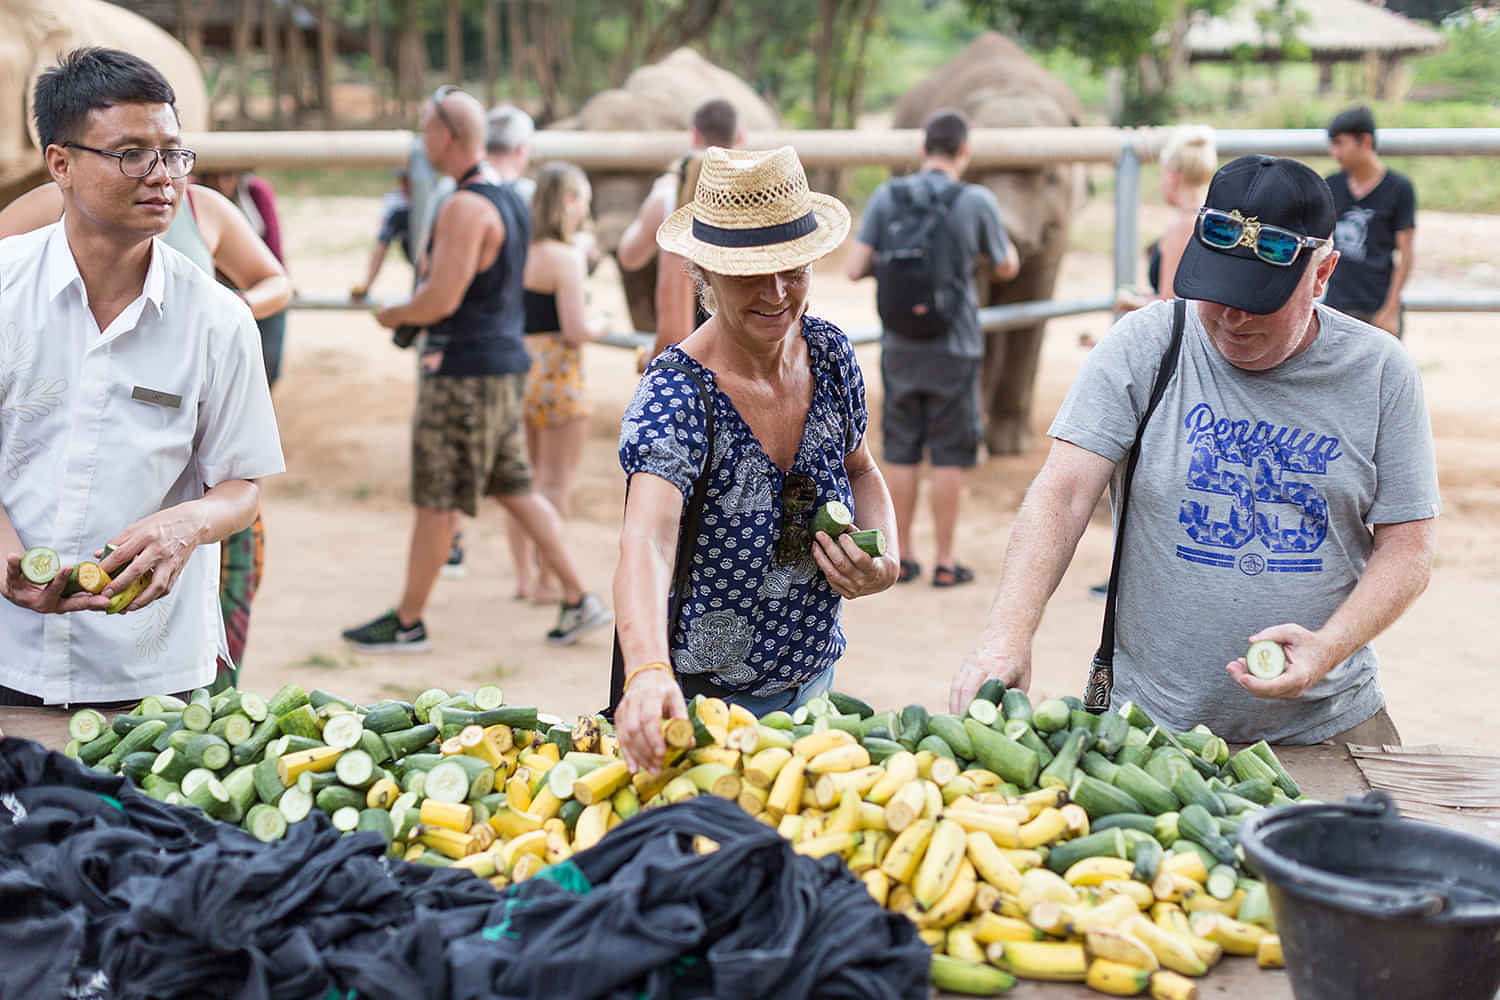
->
[[33, 47, 177, 152], [692, 99, 738, 147], [923, 110, 969, 158], [1328, 105, 1377, 149]]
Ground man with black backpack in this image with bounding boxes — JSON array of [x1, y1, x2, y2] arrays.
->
[[846, 109, 1018, 587]]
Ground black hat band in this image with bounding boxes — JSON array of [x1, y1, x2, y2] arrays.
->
[[691, 211, 818, 248]]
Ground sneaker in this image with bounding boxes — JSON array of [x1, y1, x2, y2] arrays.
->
[[546, 593, 613, 646], [441, 532, 467, 579], [342, 609, 431, 653]]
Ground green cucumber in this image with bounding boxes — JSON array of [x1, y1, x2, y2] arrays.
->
[[1000, 688, 1033, 725], [975, 678, 1006, 704], [861, 737, 906, 765], [925, 715, 974, 759], [322, 712, 365, 750], [1206, 864, 1239, 900], [151, 747, 194, 784], [1044, 828, 1128, 874], [1115, 744, 1154, 770], [760, 710, 794, 731], [360, 701, 415, 734], [1154, 812, 1180, 847], [1091, 812, 1158, 835], [397, 752, 446, 775], [334, 748, 376, 789], [1131, 835, 1164, 883], [182, 688, 214, 732], [120, 750, 156, 783], [315, 784, 367, 815], [811, 501, 853, 539], [187, 775, 233, 819], [1068, 772, 1145, 819], [423, 760, 472, 804], [898, 704, 930, 748], [964, 718, 1040, 789], [964, 698, 1000, 727], [1080, 750, 1120, 784], [182, 732, 231, 771], [826, 690, 874, 720], [100, 719, 167, 771], [848, 529, 887, 558], [1171, 838, 1218, 872], [1228, 778, 1274, 806], [112, 712, 181, 737], [1038, 728, 1093, 789], [1003, 719, 1055, 768], [917, 734, 957, 761], [222, 764, 258, 823], [1246, 639, 1286, 679], [430, 705, 538, 732], [411, 688, 449, 724], [68, 709, 108, 743], [1044, 727, 1070, 755], [356, 807, 395, 846], [139, 774, 178, 801], [277, 785, 313, 824], [382, 724, 439, 758], [308, 688, 352, 711], [1248, 741, 1301, 798], [1177, 804, 1237, 866], [265, 682, 309, 719], [78, 730, 122, 767], [359, 729, 392, 765], [1116, 700, 1154, 729], [1238, 881, 1275, 930], [208, 713, 255, 746], [231, 716, 282, 766], [1092, 711, 1130, 757], [1031, 698, 1071, 734], [1069, 709, 1099, 734], [277, 704, 321, 740], [1112, 763, 1179, 816], [253, 756, 286, 805], [1171, 766, 1227, 817]]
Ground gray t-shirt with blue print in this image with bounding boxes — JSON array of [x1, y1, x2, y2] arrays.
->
[[1050, 300, 1440, 743]]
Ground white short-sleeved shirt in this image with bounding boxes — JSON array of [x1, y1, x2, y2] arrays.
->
[[0, 222, 285, 704]]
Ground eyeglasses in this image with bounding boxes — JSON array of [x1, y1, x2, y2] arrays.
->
[[1197, 207, 1329, 267], [430, 85, 461, 136], [773, 473, 818, 566], [63, 143, 196, 179]]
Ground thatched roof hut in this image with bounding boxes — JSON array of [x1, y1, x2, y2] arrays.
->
[[1181, 0, 1444, 97]]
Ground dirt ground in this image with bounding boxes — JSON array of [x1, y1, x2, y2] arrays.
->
[[243, 188, 1499, 748]]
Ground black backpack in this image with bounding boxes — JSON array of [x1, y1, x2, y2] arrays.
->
[[873, 175, 965, 341]]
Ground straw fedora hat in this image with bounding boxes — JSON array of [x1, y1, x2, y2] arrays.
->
[[656, 145, 851, 276]]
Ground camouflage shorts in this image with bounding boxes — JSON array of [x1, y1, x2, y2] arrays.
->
[[412, 373, 532, 515]]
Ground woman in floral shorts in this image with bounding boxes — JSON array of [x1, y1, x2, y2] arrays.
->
[[506, 163, 607, 601]]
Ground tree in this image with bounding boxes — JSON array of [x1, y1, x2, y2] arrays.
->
[[966, 0, 1239, 123]]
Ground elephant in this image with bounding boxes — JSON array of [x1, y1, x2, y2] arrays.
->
[[557, 48, 778, 333], [0, 0, 207, 208], [891, 32, 1085, 455]]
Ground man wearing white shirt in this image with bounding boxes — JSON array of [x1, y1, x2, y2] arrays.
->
[[0, 48, 283, 742]]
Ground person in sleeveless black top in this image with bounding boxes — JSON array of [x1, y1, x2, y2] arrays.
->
[[343, 87, 611, 653], [505, 163, 608, 603]]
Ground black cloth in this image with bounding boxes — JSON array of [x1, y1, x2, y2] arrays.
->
[[1323, 169, 1416, 314], [426, 176, 533, 378], [0, 738, 929, 1000], [522, 289, 561, 334]]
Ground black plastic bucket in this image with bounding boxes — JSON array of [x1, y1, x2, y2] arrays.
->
[[1239, 790, 1500, 1000]]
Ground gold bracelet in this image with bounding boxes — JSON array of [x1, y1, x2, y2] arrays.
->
[[624, 660, 671, 692]]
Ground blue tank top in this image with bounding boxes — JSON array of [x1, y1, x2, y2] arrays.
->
[[426, 174, 532, 377]]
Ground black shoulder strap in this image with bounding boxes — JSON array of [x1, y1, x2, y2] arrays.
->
[[1086, 298, 1187, 712], [606, 358, 716, 715]]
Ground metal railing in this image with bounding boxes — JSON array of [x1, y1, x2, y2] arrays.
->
[[250, 125, 1500, 334]]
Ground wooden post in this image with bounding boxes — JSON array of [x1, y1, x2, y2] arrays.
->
[[263, 0, 283, 127], [445, 0, 463, 85], [1317, 58, 1335, 96], [233, 0, 257, 125], [507, 1, 525, 103], [316, 0, 337, 125], [287, 7, 309, 123], [368, 0, 387, 122], [397, 0, 426, 116], [483, 1, 501, 106], [177, 0, 204, 63]]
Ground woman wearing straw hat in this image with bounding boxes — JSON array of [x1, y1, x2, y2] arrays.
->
[[612, 146, 901, 773]]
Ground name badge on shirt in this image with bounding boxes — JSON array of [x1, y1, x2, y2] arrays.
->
[[132, 386, 182, 409]]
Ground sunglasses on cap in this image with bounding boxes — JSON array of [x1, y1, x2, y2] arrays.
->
[[1196, 207, 1329, 267]]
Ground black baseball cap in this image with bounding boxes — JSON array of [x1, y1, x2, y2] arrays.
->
[[1174, 155, 1336, 314]]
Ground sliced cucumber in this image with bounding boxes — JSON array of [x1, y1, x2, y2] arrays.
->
[[322, 712, 365, 750], [20, 546, 60, 585], [546, 760, 579, 800], [849, 529, 886, 558], [1246, 640, 1286, 679], [245, 803, 288, 842], [334, 748, 376, 789], [811, 501, 853, 539], [424, 760, 472, 804], [1207, 864, 1239, 900], [473, 685, 505, 711], [965, 697, 999, 727], [277, 785, 313, 824], [68, 708, 107, 743]]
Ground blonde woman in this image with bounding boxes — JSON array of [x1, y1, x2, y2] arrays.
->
[[505, 163, 606, 601], [1118, 125, 1218, 310]]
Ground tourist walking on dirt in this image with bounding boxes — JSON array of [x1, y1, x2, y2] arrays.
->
[[617, 98, 743, 367], [1115, 124, 1218, 310], [0, 48, 283, 738], [845, 109, 1019, 590], [612, 146, 900, 773], [950, 155, 1440, 747], [342, 87, 610, 653], [1324, 105, 1416, 338], [504, 163, 608, 603], [351, 168, 414, 300]]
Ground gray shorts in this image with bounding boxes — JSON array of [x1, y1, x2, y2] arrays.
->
[[880, 348, 982, 468]]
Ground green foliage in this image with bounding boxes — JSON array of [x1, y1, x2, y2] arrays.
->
[[1383, 0, 1467, 21], [965, 0, 1172, 69], [1413, 21, 1500, 102]]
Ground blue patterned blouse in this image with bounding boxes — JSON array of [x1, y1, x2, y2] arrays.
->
[[618, 314, 869, 697]]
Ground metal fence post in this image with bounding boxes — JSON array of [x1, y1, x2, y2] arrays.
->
[[1113, 144, 1142, 298]]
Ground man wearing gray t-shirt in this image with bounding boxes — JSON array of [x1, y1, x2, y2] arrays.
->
[[950, 155, 1439, 745]]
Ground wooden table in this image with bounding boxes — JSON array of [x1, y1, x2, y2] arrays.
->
[[936, 743, 1369, 1000]]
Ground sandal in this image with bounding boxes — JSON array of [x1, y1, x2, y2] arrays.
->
[[897, 559, 922, 584], [932, 564, 975, 588]]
